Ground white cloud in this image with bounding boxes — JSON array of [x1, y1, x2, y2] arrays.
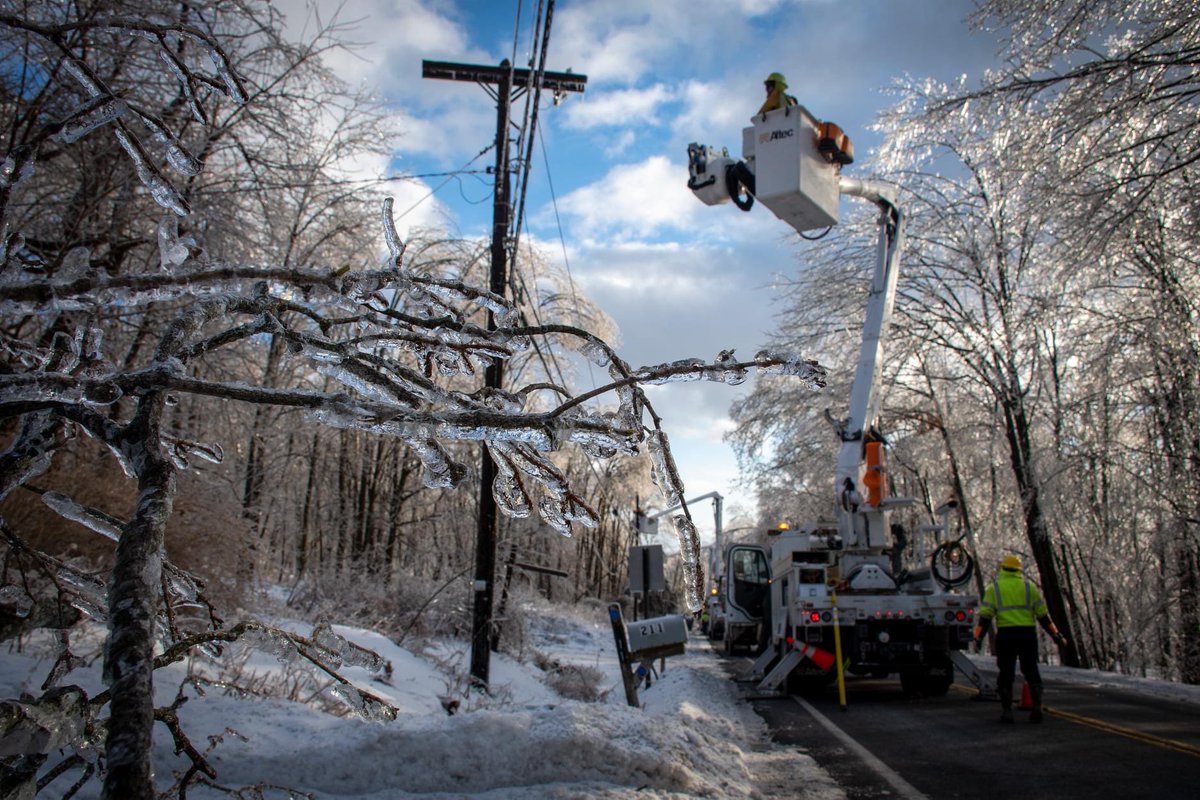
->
[[603, 129, 637, 158], [553, 156, 700, 239], [552, 0, 777, 86], [562, 84, 673, 130]]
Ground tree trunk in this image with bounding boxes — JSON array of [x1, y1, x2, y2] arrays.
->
[[103, 400, 174, 800], [1000, 392, 1085, 668]]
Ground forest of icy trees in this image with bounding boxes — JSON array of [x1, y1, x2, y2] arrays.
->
[[0, 0, 1197, 797], [731, 0, 1200, 685]]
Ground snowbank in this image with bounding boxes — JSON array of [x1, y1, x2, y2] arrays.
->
[[2, 600, 841, 798]]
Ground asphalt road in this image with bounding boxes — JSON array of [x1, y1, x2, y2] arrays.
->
[[731, 659, 1200, 800]]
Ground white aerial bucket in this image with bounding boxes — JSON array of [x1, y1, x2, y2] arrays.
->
[[742, 105, 840, 232]]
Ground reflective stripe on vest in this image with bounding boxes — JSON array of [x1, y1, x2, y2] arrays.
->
[[985, 575, 1044, 627]]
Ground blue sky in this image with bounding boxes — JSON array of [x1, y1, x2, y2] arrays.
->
[[280, 0, 1004, 545]]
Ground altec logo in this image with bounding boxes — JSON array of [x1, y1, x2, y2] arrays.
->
[[759, 128, 795, 143]]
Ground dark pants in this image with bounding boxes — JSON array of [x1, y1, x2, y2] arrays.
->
[[996, 626, 1042, 701]]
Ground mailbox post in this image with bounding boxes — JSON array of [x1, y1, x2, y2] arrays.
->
[[608, 604, 640, 707]]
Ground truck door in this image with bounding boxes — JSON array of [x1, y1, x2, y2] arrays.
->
[[726, 545, 770, 621]]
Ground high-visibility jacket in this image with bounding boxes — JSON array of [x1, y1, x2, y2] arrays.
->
[[758, 88, 798, 115], [979, 569, 1048, 627]]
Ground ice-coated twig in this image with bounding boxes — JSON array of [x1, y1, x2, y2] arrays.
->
[[113, 127, 190, 217], [381, 197, 406, 266]]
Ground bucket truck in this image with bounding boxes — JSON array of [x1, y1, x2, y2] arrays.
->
[[687, 105, 978, 695]]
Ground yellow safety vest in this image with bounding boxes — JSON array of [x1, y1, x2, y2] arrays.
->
[[979, 571, 1047, 627]]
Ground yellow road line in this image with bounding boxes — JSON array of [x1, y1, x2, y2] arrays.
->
[[1045, 706, 1200, 759], [951, 684, 1200, 758]]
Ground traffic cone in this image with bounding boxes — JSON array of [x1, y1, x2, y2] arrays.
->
[[1019, 682, 1033, 710], [798, 643, 836, 671]]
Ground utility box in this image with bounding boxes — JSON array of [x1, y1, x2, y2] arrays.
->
[[628, 545, 665, 594], [742, 105, 839, 232], [626, 614, 688, 659]]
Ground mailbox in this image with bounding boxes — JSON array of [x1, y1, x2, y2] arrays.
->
[[626, 614, 688, 659]]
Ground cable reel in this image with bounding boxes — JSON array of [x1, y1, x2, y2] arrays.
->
[[930, 538, 975, 590]]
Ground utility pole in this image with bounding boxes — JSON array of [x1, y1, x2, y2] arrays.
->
[[421, 53, 585, 690]]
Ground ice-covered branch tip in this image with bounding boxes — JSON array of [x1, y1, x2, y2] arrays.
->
[[0, 13, 248, 217], [149, 621, 397, 723]]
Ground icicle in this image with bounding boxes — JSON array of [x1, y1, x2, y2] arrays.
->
[[163, 567, 199, 603], [311, 623, 387, 673], [190, 441, 224, 464], [712, 349, 747, 385], [54, 97, 127, 143], [324, 684, 397, 722], [104, 441, 136, 479], [0, 585, 34, 618], [410, 439, 468, 490], [114, 129, 190, 217], [491, 448, 532, 519], [56, 245, 90, 283], [538, 495, 572, 537], [135, 111, 201, 176], [646, 430, 682, 510], [634, 358, 705, 384], [672, 515, 704, 612], [157, 50, 208, 125], [578, 339, 611, 367], [83, 381, 122, 406], [315, 363, 407, 405], [244, 627, 301, 666], [754, 349, 828, 388], [59, 59, 102, 97], [381, 197, 405, 265], [58, 572, 108, 621], [41, 491, 123, 542], [157, 216, 191, 268], [206, 47, 247, 104]]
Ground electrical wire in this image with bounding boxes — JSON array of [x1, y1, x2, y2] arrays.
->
[[389, 143, 495, 222], [509, 0, 551, 268]]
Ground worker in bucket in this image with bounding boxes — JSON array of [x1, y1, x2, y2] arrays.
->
[[758, 72, 797, 115], [974, 554, 1068, 723]]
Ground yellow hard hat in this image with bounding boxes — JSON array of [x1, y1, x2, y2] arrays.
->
[[765, 72, 788, 87], [1000, 554, 1022, 571]]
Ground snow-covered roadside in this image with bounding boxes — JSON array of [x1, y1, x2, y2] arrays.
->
[[960, 652, 1200, 707], [1, 600, 842, 799]]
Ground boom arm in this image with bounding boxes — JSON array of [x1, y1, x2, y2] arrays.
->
[[687, 114, 907, 554], [834, 180, 905, 550]]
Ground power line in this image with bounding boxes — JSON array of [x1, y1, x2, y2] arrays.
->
[[389, 143, 494, 222]]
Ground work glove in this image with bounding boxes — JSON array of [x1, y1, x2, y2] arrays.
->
[[1052, 632, 1068, 648], [972, 636, 984, 652]]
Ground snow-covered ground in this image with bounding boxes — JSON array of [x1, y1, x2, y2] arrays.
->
[[7, 598, 1199, 799], [1, 598, 842, 799]]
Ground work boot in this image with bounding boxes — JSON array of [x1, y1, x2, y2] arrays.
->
[[998, 688, 1014, 724], [1029, 685, 1044, 723]]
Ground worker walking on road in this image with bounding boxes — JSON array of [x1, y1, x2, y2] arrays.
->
[[974, 554, 1067, 723]]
